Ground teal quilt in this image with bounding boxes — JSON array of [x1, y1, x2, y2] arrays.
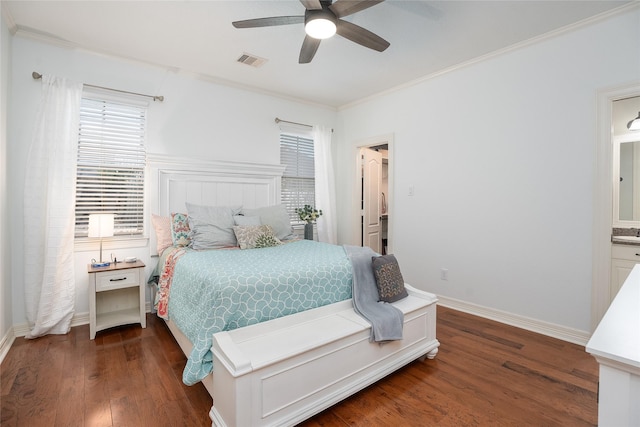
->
[[164, 240, 353, 385]]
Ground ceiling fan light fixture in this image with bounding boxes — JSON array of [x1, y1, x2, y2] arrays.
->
[[305, 10, 336, 39], [628, 111, 640, 131]]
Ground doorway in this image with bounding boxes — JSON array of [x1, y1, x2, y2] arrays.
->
[[593, 83, 640, 331], [356, 135, 393, 254]]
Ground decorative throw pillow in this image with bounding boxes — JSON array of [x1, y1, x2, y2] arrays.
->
[[233, 225, 282, 249], [240, 204, 296, 241], [171, 212, 191, 247], [233, 215, 261, 226], [186, 203, 242, 249], [371, 254, 408, 303], [151, 214, 173, 254]]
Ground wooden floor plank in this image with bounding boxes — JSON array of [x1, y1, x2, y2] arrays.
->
[[54, 374, 85, 427], [109, 395, 143, 427], [0, 307, 598, 427], [83, 338, 112, 427], [432, 344, 587, 425], [0, 391, 18, 427], [101, 331, 130, 402]]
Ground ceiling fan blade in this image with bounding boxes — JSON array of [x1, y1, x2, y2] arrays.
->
[[329, 0, 384, 18], [299, 35, 321, 64], [232, 16, 304, 28], [300, 0, 323, 10], [335, 19, 389, 52]]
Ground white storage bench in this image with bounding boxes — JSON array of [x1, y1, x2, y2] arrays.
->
[[210, 284, 440, 427]]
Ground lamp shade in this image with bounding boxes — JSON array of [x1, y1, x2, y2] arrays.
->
[[88, 213, 114, 238], [628, 111, 640, 131]]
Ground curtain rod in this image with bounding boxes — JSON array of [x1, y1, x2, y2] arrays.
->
[[275, 117, 311, 128], [32, 72, 164, 102], [274, 117, 333, 132]]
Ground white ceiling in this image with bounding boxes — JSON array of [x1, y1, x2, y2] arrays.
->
[[3, 0, 633, 108]]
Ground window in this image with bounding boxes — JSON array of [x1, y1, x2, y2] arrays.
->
[[280, 132, 315, 225], [75, 96, 147, 238]]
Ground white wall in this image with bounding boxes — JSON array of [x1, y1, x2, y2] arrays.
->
[[8, 36, 337, 328], [1, 7, 13, 351], [335, 8, 640, 334]]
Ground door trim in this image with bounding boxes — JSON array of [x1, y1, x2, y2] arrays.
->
[[351, 134, 394, 251], [592, 82, 640, 331]]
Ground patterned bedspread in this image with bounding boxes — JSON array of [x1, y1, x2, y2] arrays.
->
[[157, 239, 353, 385]]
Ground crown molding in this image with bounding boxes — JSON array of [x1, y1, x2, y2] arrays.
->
[[338, 2, 640, 111], [1, 2, 17, 35], [11, 25, 337, 112], [7, 2, 636, 113]]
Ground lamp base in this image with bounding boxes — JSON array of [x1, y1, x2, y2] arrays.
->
[[91, 261, 111, 268], [91, 238, 111, 268]]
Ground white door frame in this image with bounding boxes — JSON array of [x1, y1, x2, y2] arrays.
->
[[592, 82, 640, 331], [351, 134, 394, 251]]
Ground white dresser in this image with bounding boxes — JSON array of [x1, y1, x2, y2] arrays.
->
[[587, 264, 640, 426]]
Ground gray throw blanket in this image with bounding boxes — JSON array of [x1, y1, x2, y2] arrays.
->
[[344, 245, 404, 342]]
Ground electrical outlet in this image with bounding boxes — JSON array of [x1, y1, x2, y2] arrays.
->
[[408, 185, 414, 196], [440, 268, 449, 281]]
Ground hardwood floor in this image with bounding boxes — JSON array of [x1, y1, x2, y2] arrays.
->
[[1, 306, 598, 426]]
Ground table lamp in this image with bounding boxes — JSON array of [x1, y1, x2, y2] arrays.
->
[[88, 213, 114, 268]]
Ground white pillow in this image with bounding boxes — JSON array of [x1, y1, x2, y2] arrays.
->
[[151, 214, 173, 254], [241, 204, 296, 241], [186, 203, 242, 249]]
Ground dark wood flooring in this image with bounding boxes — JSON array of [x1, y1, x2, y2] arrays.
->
[[1, 306, 598, 426]]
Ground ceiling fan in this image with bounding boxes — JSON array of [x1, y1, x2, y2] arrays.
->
[[232, 0, 389, 64]]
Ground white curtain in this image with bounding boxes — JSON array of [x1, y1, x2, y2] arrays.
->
[[23, 75, 82, 338], [313, 125, 337, 244]]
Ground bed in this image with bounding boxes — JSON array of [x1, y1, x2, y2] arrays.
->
[[147, 154, 439, 426]]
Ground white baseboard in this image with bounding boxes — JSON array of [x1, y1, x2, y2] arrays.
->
[[11, 312, 90, 338], [0, 326, 16, 365], [437, 295, 591, 346], [11, 322, 29, 338], [11, 301, 152, 338]]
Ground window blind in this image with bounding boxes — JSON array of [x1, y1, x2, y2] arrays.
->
[[75, 97, 146, 237], [280, 133, 315, 225]]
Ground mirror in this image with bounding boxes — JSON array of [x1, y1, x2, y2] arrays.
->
[[613, 136, 640, 226]]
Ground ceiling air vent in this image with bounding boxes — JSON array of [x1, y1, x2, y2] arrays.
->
[[237, 53, 267, 68]]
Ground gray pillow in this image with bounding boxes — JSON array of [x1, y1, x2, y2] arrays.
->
[[186, 203, 241, 249], [371, 254, 408, 303], [241, 204, 295, 241], [233, 215, 261, 226]]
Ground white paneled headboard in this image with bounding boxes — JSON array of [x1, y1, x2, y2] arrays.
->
[[147, 154, 285, 255]]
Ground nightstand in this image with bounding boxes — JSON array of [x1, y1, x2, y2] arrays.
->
[[88, 260, 146, 339]]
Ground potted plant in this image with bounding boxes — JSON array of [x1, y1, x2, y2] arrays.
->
[[295, 205, 323, 240]]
